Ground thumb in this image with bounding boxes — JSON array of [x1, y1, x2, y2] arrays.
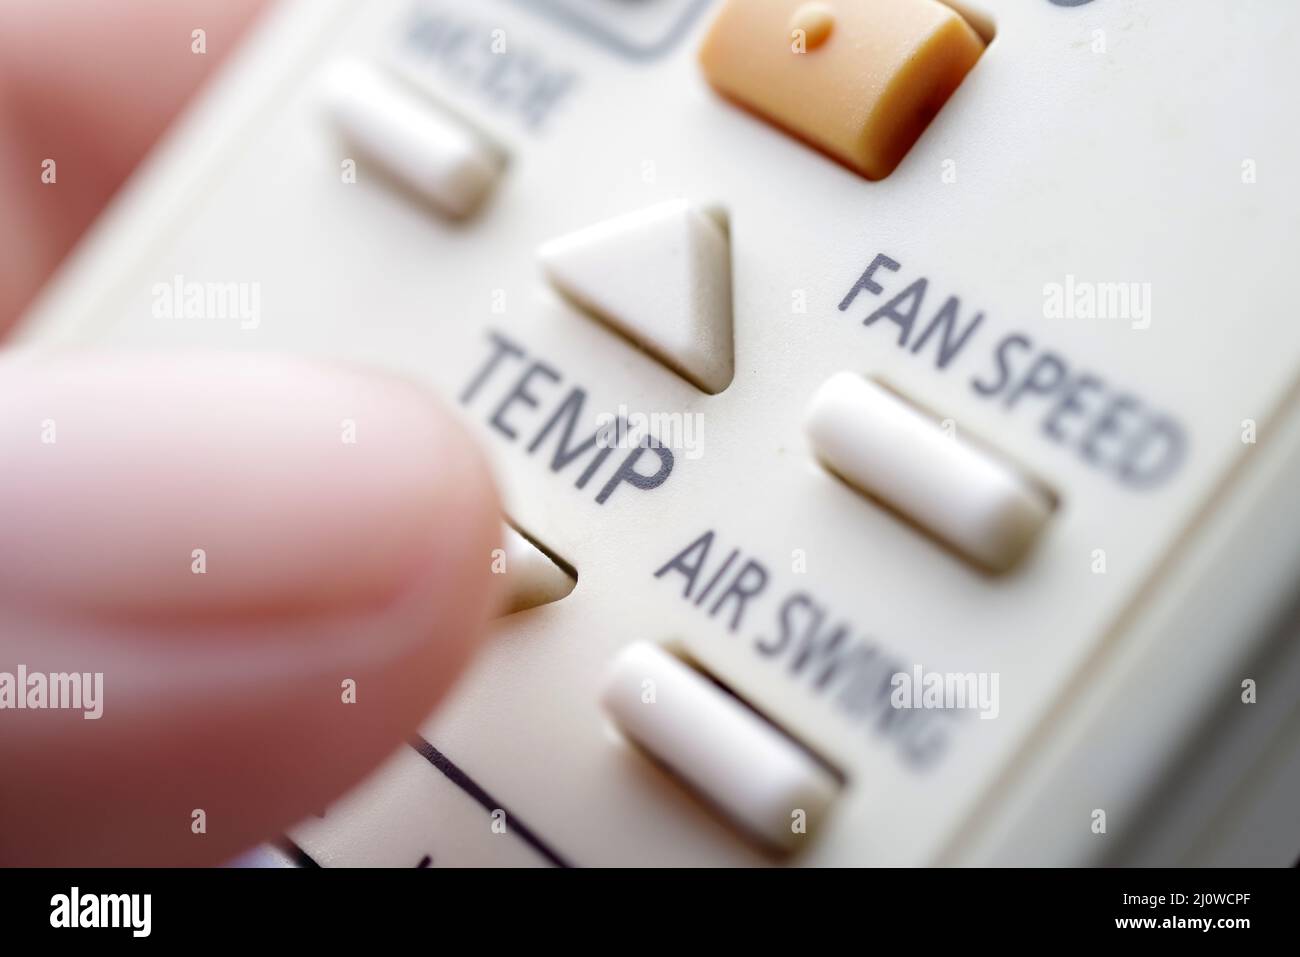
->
[[0, 351, 502, 866]]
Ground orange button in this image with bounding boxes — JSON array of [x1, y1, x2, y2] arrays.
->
[[699, 0, 985, 180]]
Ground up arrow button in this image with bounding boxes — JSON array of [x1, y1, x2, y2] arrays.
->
[[538, 200, 735, 394]]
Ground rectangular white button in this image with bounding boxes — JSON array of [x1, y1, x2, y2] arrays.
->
[[322, 59, 501, 218], [600, 642, 839, 852], [805, 373, 1052, 571]]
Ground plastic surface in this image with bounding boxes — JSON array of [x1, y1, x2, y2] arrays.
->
[[322, 58, 501, 217], [699, 0, 986, 179], [499, 524, 575, 615], [600, 642, 840, 852], [805, 372, 1051, 570], [538, 199, 735, 393]]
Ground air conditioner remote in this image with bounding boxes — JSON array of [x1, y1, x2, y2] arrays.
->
[[18, 0, 1300, 867]]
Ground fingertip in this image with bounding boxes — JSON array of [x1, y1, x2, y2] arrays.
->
[[0, 352, 505, 865]]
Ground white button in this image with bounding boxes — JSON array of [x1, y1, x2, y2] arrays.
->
[[322, 59, 501, 218], [805, 373, 1052, 571], [538, 200, 734, 393], [498, 525, 575, 616], [600, 642, 839, 851]]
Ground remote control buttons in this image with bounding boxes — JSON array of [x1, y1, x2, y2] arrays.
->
[[601, 642, 840, 852], [806, 374, 1052, 571], [322, 59, 502, 218], [497, 525, 575, 616], [699, 0, 985, 179], [538, 200, 734, 393]]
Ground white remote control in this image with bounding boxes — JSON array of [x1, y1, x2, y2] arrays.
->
[[18, 0, 1300, 866]]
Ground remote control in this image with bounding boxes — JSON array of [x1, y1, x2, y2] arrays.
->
[[18, 0, 1300, 866]]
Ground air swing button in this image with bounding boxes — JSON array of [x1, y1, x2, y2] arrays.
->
[[600, 641, 841, 852]]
